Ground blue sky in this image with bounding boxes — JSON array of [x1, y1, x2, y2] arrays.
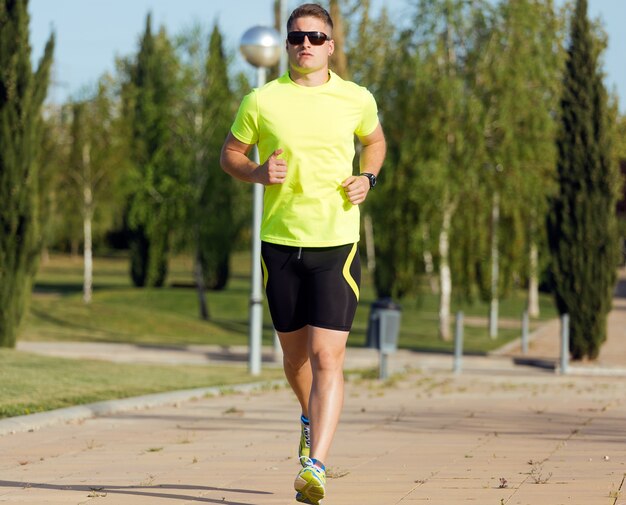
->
[[29, 0, 626, 112]]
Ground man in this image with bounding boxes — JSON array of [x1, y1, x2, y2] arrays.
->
[[220, 4, 385, 504]]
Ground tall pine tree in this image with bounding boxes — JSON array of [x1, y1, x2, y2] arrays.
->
[[195, 26, 238, 292], [548, 0, 620, 360], [0, 0, 54, 347], [172, 23, 240, 319], [123, 15, 179, 287]]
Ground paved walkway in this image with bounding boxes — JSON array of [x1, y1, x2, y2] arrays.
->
[[1, 272, 625, 504], [494, 269, 626, 374], [1, 367, 625, 504]]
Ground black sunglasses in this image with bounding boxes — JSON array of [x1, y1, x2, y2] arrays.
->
[[287, 31, 330, 46]]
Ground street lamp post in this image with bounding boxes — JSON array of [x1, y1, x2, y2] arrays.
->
[[239, 26, 281, 375]]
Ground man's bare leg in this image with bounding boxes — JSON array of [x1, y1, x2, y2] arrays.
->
[[307, 326, 349, 464], [278, 327, 312, 418]]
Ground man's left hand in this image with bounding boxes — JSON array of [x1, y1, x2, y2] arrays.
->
[[342, 175, 370, 205]]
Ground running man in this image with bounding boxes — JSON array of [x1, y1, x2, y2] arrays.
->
[[220, 4, 386, 503]]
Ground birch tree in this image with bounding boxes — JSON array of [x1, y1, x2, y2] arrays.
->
[[67, 80, 122, 302]]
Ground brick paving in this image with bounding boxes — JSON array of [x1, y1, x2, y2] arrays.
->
[[2, 271, 625, 504]]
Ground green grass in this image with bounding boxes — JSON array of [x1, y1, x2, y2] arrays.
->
[[1, 251, 557, 419], [23, 251, 558, 353], [0, 349, 283, 419], [24, 254, 257, 346]]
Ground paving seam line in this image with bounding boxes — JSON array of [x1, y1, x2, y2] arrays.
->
[[0, 379, 287, 438]]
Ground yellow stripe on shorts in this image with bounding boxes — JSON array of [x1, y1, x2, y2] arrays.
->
[[261, 256, 268, 289], [342, 243, 359, 301]]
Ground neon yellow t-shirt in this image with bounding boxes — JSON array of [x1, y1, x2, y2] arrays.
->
[[230, 71, 379, 247]]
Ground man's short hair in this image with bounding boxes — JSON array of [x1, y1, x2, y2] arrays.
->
[[287, 3, 334, 33]]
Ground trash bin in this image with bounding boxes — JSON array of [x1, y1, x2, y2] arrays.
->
[[366, 298, 402, 353]]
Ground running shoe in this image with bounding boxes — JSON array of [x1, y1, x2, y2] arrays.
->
[[294, 457, 326, 504], [299, 417, 311, 464], [295, 492, 315, 504]]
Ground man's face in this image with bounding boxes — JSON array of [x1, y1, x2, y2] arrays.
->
[[286, 16, 334, 75]]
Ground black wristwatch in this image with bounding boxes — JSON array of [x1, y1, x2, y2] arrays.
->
[[360, 172, 377, 189]]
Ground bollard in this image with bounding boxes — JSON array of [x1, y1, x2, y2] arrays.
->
[[379, 352, 389, 380], [378, 305, 401, 380], [453, 311, 464, 375], [560, 313, 569, 374], [521, 310, 529, 355], [366, 299, 401, 380]]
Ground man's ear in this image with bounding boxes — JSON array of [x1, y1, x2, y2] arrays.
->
[[328, 39, 335, 56]]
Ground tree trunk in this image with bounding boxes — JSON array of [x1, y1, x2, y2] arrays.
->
[[194, 248, 209, 321], [83, 206, 93, 304], [422, 224, 438, 294], [528, 241, 540, 317], [489, 191, 500, 339], [329, 0, 349, 79], [82, 144, 93, 304], [438, 203, 453, 341]]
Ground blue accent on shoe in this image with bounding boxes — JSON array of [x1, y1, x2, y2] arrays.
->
[[310, 458, 325, 471], [295, 491, 315, 504], [301, 414, 309, 425]]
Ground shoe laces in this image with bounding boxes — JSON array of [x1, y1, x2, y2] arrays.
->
[[302, 422, 311, 448]]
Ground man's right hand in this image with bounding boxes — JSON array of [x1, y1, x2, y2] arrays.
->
[[257, 149, 287, 185]]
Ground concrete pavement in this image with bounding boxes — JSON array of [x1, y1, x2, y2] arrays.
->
[[1, 366, 625, 504], [2, 271, 625, 504]]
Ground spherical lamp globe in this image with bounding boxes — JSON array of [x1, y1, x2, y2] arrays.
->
[[240, 26, 281, 68]]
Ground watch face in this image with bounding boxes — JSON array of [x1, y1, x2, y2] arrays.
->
[[361, 173, 376, 188]]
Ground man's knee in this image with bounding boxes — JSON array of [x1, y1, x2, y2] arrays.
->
[[310, 348, 344, 372], [283, 352, 309, 372]]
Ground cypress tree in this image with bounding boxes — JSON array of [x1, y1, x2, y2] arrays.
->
[[548, 0, 620, 360], [124, 15, 178, 287], [196, 26, 238, 291], [173, 22, 241, 318], [0, 0, 54, 347]]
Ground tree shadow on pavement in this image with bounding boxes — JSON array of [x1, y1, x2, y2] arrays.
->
[[0, 481, 272, 504]]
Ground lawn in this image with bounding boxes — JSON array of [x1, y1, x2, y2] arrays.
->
[[1, 251, 557, 418], [0, 349, 283, 419], [23, 251, 558, 353]]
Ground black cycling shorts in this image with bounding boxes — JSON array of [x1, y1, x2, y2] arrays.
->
[[261, 241, 361, 333]]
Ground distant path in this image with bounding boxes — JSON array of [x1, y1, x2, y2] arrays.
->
[[496, 268, 626, 371]]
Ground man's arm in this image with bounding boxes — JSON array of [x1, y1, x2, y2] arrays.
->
[[358, 123, 386, 178], [342, 123, 386, 205], [220, 132, 287, 185]]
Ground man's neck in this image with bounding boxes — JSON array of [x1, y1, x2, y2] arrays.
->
[[289, 67, 330, 87]]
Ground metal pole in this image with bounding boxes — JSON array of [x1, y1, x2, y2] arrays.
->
[[378, 311, 388, 379], [521, 310, 529, 355], [379, 352, 389, 380], [453, 311, 464, 374], [248, 66, 267, 376], [560, 313, 569, 374]]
